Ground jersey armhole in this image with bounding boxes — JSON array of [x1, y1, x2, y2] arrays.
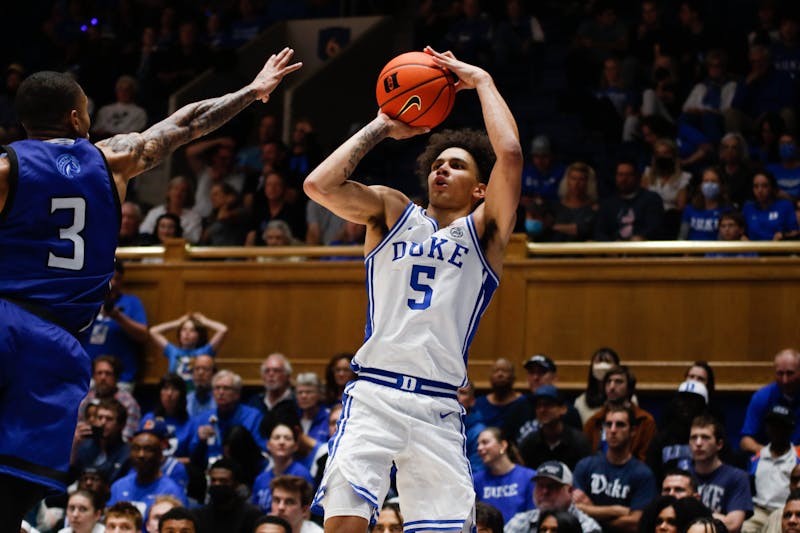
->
[[0, 144, 19, 222], [93, 144, 122, 234]]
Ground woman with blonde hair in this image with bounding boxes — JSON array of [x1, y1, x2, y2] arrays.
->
[[551, 162, 598, 242]]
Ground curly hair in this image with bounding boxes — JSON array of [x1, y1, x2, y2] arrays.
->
[[415, 129, 496, 185]]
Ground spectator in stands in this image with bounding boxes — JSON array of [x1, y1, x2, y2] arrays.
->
[[137, 417, 189, 492], [247, 170, 307, 245], [295, 373, 330, 444], [243, 140, 292, 209], [229, 0, 268, 49], [457, 381, 489, 474], [642, 138, 691, 237], [780, 490, 800, 533], [474, 501, 504, 533], [630, 0, 673, 78], [550, 162, 599, 242], [194, 458, 263, 533], [519, 385, 592, 471], [521, 135, 566, 206], [269, 475, 322, 533], [639, 495, 712, 533], [574, 347, 620, 425], [583, 366, 657, 461], [140, 176, 202, 244], [574, 405, 658, 533], [640, 57, 682, 125], [573, 1, 629, 73], [474, 358, 526, 429], [372, 502, 403, 533], [91, 75, 148, 140], [287, 117, 321, 186], [79, 356, 142, 441], [254, 515, 292, 533], [60, 488, 104, 533], [752, 112, 786, 165], [662, 467, 701, 499], [646, 381, 710, 482], [741, 349, 800, 454], [673, 1, 721, 85], [108, 425, 188, 517], [473, 427, 536, 522], [594, 56, 637, 142], [200, 181, 250, 246], [259, 220, 304, 252], [595, 160, 665, 241], [305, 200, 347, 245], [691, 414, 753, 533], [718, 133, 756, 208], [679, 167, 733, 240], [140, 374, 192, 459], [237, 113, 282, 176], [72, 399, 130, 484], [150, 213, 183, 247], [119, 201, 153, 246], [187, 138, 245, 219], [742, 172, 799, 240], [681, 50, 738, 144], [248, 353, 298, 423], [149, 312, 229, 384], [323, 353, 355, 406], [716, 211, 749, 243], [728, 44, 796, 136], [766, 133, 800, 199], [760, 465, 800, 533], [742, 405, 800, 533], [158, 507, 196, 533], [771, 10, 800, 81], [83, 261, 148, 388], [251, 421, 315, 509], [491, 0, 544, 91], [187, 354, 216, 417], [505, 461, 602, 533], [105, 502, 143, 533], [145, 495, 182, 533], [749, 0, 781, 46], [190, 370, 265, 468], [221, 425, 266, 490]]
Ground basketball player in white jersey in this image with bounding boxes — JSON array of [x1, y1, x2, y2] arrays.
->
[[304, 47, 522, 533]]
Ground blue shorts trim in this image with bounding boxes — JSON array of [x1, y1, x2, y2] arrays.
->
[[356, 367, 458, 399]]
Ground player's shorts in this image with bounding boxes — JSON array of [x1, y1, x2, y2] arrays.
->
[[0, 299, 91, 491], [313, 373, 475, 532]]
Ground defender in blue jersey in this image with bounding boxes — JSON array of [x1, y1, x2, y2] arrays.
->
[[304, 47, 522, 533], [0, 50, 301, 530]]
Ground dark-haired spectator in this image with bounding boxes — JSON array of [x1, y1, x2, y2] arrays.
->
[[474, 358, 526, 429], [83, 260, 148, 388], [690, 414, 752, 533], [752, 112, 786, 165], [91, 75, 148, 140], [229, 0, 268, 49], [78, 356, 142, 441], [771, 11, 800, 81], [521, 135, 566, 206], [574, 406, 658, 533], [742, 172, 799, 240], [323, 353, 355, 407], [760, 466, 800, 533], [59, 488, 105, 533], [221, 425, 267, 491], [662, 467, 701, 499], [594, 56, 638, 142], [152, 213, 184, 244], [254, 515, 292, 533], [195, 458, 263, 533], [550, 163, 598, 242], [247, 170, 307, 245], [595, 161, 665, 241], [252, 422, 314, 513], [537, 510, 583, 533], [72, 398, 130, 483], [638, 495, 712, 533], [237, 114, 282, 176], [681, 50, 738, 144], [372, 502, 403, 533], [105, 501, 143, 532], [679, 167, 733, 240], [158, 506, 196, 533], [475, 501, 504, 533], [706, 212, 755, 258], [150, 312, 228, 384], [141, 374, 193, 460], [187, 138, 245, 219], [766, 134, 800, 198], [269, 475, 322, 533], [642, 138, 691, 236], [583, 366, 657, 461], [287, 117, 321, 186], [201, 182, 250, 246], [140, 176, 202, 244], [574, 348, 620, 425], [718, 133, 756, 208]]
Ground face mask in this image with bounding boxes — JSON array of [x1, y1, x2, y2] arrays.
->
[[592, 362, 613, 381], [780, 143, 796, 161], [701, 181, 720, 199], [208, 484, 236, 506], [654, 157, 674, 174], [525, 218, 543, 235]]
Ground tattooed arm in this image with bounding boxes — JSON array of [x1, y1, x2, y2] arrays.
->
[[97, 47, 301, 202], [303, 113, 427, 247]]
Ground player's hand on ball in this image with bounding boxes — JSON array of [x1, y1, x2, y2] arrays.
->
[[424, 46, 490, 91], [377, 111, 430, 140]]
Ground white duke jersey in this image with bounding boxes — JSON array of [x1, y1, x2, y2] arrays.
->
[[352, 202, 500, 388]]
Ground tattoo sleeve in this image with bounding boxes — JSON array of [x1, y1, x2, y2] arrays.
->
[[102, 86, 257, 174], [343, 120, 389, 180]]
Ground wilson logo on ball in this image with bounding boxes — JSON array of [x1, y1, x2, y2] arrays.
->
[[383, 73, 400, 92], [398, 95, 422, 116]]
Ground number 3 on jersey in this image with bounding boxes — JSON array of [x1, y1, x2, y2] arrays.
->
[[48, 197, 86, 271], [408, 265, 435, 310]]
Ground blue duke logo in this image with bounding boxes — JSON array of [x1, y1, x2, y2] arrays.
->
[[56, 154, 81, 178]]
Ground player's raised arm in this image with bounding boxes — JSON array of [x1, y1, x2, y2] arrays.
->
[[426, 47, 523, 260], [97, 47, 302, 197], [303, 113, 428, 227]]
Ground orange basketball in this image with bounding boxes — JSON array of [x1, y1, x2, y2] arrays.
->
[[376, 51, 456, 129]]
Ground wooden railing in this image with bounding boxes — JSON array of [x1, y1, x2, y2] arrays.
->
[[121, 237, 800, 391]]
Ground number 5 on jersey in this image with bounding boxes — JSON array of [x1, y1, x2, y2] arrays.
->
[[408, 264, 435, 310]]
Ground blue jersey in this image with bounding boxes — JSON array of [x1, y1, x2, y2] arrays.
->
[[252, 460, 314, 512], [0, 138, 119, 333], [681, 205, 731, 240], [473, 464, 536, 523]]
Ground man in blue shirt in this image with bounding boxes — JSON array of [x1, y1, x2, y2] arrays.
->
[[741, 349, 800, 455], [573, 405, 657, 533], [83, 260, 148, 388], [186, 354, 217, 417]]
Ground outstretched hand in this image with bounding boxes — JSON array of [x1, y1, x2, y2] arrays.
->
[[424, 46, 490, 91], [252, 47, 303, 103]]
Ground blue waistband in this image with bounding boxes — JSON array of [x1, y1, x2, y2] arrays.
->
[[356, 367, 459, 399]]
